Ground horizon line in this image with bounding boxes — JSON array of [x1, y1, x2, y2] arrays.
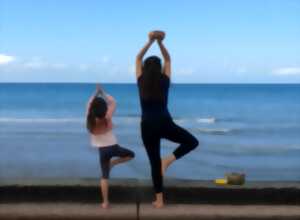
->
[[1, 82, 300, 85]]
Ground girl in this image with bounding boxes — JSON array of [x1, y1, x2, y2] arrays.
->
[[136, 31, 199, 208], [86, 84, 135, 209]]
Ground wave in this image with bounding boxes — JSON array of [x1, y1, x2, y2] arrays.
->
[[0, 117, 84, 123], [197, 128, 234, 135], [0, 116, 218, 124], [0, 116, 141, 124], [196, 117, 216, 124], [119, 116, 218, 125]]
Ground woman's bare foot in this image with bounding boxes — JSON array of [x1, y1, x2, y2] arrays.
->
[[152, 200, 164, 208], [161, 159, 170, 176], [161, 154, 176, 176], [101, 202, 110, 209], [152, 193, 164, 208]]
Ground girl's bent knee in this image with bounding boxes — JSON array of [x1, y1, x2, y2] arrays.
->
[[128, 151, 135, 158]]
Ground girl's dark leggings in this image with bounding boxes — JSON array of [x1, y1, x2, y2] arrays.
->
[[99, 144, 135, 179], [141, 117, 199, 193]]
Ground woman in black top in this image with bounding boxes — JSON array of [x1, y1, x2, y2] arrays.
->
[[136, 31, 199, 208]]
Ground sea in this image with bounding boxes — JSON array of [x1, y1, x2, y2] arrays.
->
[[0, 83, 300, 181]]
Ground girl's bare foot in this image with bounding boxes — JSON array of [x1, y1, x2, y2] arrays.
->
[[109, 156, 133, 171], [101, 202, 110, 209], [109, 161, 114, 171], [152, 200, 164, 208]]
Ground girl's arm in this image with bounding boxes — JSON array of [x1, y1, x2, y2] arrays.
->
[[105, 94, 116, 119], [136, 32, 155, 79], [86, 84, 104, 116], [157, 39, 171, 77], [95, 84, 105, 96]]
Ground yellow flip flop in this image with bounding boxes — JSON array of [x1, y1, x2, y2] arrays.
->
[[214, 178, 228, 185]]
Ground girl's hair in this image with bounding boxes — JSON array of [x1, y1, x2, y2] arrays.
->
[[139, 56, 164, 101], [86, 97, 108, 133]]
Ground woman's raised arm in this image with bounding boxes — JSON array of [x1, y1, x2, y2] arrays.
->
[[136, 33, 155, 79], [157, 39, 171, 77]]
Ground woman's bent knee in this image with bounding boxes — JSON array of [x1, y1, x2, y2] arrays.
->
[[189, 137, 199, 150]]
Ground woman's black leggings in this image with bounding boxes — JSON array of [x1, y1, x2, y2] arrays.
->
[[141, 117, 199, 193]]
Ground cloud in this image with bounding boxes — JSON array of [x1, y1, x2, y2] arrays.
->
[[79, 64, 90, 72], [176, 68, 195, 76], [272, 67, 300, 76], [23, 57, 48, 69], [236, 67, 247, 74], [101, 56, 110, 64], [0, 56, 79, 72], [0, 55, 113, 73], [21, 57, 68, 70], [0, 54, 16, 65]]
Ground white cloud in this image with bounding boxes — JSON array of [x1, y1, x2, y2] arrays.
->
[[176, 68, 195, 76], [0, 54, 16, 65], [236, 67, 247, 74], [128, 64, 135, 74], [1, 55, 112, 73], [101, 56, 110, 64], [51, 63, 68, 69], [272, 67, 300, 76], [23, 57, 48, 69], [79, 64, 90, 71], [20, 57, 69, 71]]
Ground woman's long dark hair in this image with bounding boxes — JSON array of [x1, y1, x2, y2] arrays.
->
[[86, 97, 108, 133], [139, 56, 164, 101]]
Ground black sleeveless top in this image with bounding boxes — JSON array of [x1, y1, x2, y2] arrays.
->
[[137, 74, 171, 120]]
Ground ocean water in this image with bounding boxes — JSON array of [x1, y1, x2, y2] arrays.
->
[[0, 83, 300, 180]]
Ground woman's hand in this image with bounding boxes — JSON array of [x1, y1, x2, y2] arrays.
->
[[148, 31, 156, 42], [149, 31, 165, 42], [154, 31, 165, 41]]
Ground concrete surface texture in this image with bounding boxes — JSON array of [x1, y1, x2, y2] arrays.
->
[[1, 203, 300, 220], [1, 178, 300, 219]]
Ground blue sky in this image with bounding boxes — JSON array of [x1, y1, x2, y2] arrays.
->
[[0, 0, 300, 83]]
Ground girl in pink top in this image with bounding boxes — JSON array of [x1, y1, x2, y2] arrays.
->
[[86, 84, 135, 209]]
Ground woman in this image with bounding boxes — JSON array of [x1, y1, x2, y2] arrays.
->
[[136, 31, 199, 208]]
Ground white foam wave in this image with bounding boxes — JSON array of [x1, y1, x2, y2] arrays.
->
[[173, 119, 187, 124], [0, 117, 84, 123], [197, 128, 232, 134], [0, 116, 141, 124], [196, 117, 216, 124], [114, 116, 140, 124]]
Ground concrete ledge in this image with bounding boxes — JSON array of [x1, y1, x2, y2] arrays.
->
[[140, 179, 300, 204], [1, 178, 300, 204], [0, 203, 136, 220], [1, 203, 300, 220], [139, 204, 300, 220], [0, 178, 138, 203]]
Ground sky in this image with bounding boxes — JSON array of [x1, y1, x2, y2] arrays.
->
[[0, 0, 300, 83]]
